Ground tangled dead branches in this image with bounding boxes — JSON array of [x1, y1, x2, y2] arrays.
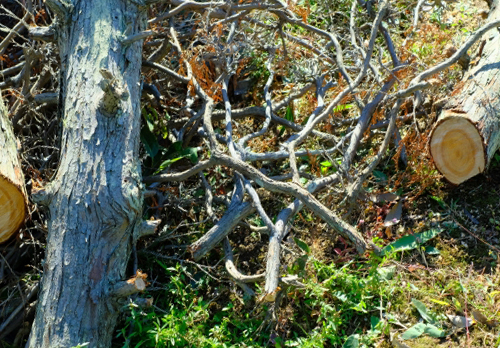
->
[[0, 0, 498, 340]]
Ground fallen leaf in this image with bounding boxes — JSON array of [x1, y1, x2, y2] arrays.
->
[[408, 265, 421, 272], [447, 314, 474, 328], [385, 226, 393, 238], [380, 228, 443, 255], [401, 322, 447, 339], [430, 299, 450, 306], [384, 200, 403, 227], [472, 309, 498, 328]]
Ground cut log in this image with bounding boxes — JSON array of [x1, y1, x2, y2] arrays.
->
[[429, 2, 500, 184], [0, 96, 27, 243], [26, 1, 146, 346]]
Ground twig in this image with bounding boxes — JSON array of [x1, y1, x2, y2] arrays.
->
[[0, 283, 39, 337], [0, 12, 30, 55], [453, 219, 500, 254], [341, 77, 396, 173], [142, 60, 190, 84], [143, 157, 216, 184], [393, 18, 500, 100], [189, 180, 255, 260], [238, 49, 276, 152]]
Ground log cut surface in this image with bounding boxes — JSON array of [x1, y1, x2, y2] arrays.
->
[[0, 177, 26, 242], [0, 97, 27, 243], [430, 113, 486, 184]]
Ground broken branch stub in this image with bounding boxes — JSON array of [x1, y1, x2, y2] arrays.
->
[[111, 270, 148, 298]]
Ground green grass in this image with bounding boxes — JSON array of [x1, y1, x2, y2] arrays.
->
[[116, 219, 500, 348], [115, 253, 405, 348], [116, 263, 269, 348]]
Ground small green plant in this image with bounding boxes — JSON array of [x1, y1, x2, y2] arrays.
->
[[492, 152, 500, 168], [116, 263, 269, 348], [400, 299, 447, 340], [140, 105, 199, 176], [282, 256, 395, 348]]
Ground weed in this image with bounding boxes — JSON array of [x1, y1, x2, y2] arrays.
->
[[116, 252, 406, 348]]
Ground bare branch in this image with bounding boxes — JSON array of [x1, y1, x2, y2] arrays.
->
[[342, 76, 396, 173], [403, 18, 500, 90], [223, 238, 265, 283], [143, 157, 216, 184], [142, 60, 190, 84], [213, 152, 369, 254], [190, 181, 256, 260], [0, 12, 30, 55]]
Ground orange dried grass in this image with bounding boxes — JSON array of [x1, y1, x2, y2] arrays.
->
[[392, 128, 442, 199]]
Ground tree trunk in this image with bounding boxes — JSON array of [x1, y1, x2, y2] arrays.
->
[[429, 2, 500, 184], [27, 1, 147, 347], [0, 96, 27, 243]]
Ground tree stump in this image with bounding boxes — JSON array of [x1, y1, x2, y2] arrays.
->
[[429, 3, 500, 184], [0, 96, 27, 243]]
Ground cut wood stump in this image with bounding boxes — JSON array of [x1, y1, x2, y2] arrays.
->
[[429, 2, 500, 184], [0, 96, 27, 243]]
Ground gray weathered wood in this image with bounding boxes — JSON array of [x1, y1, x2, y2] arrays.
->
[[190, 184, 255, 261], [27, 1, 146, 347]]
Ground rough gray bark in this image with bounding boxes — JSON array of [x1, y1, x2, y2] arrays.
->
[[27, 0, 147, 347], [0, 96, 27, 243], [429, 1, 500, 184]]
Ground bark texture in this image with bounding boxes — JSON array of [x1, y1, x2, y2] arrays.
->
[[27, 1, 145, 347], [0, 96, 27, 243], [429, 1, 500, 184]]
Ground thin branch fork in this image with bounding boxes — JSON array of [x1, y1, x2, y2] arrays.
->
[[148, 0, 284, 24], [253, 0, 390, 165], [346, 99, 403, 201], [0, 12, 31, 55], [392, 18, 500, 99], [341, 76, 396, 173], [0, 283, 39, 338], [0, 62, 25, 78]]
